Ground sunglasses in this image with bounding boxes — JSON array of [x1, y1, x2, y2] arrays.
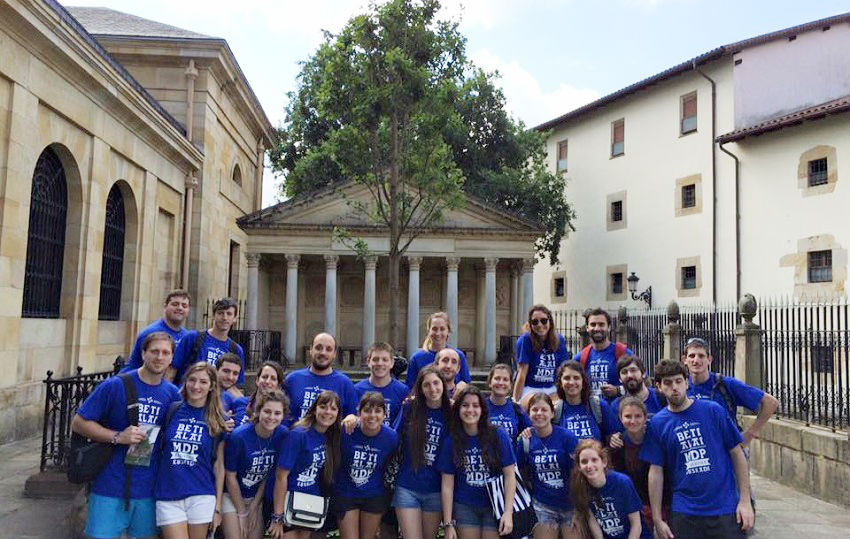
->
[[530, 317, 550, 326]]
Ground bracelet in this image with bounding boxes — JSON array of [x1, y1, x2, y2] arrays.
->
[[271, 512, 286, 524], [111, 431, 120, 445], [440, 519, 456, 530]]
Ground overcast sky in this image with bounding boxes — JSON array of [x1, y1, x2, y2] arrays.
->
[[67, 0, 848, 206]]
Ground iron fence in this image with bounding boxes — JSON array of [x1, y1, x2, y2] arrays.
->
[[200, 297, 246, 330], [678, 303, 739, 377], [40, 357, 124, 472], [760, 298, 849, 430], [229, 329, 285, 370], [616, 309, 667, 374]]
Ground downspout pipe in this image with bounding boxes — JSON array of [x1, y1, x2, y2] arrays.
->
[[718, 141, 741, 302], [693, 60, 718, 304], [181, 60, 199, 288]]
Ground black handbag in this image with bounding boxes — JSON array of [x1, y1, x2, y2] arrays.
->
[[485, 468, 537, 539]]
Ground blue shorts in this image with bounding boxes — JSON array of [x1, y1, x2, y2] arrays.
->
[[391, 485, 442, 513], [532, 499, 574, 527], [86, 493, 157, 539], [454, 501, 498, 530]]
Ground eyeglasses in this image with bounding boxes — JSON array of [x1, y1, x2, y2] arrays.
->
[[530, 318, 550, 326]]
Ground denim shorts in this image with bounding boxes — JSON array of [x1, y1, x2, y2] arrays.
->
[[86, 493, 157, 539], [532, 499, 574, 527], [453, 501, 498, 530], [391, 485, 442, 513]]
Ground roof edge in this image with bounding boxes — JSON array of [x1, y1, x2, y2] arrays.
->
[[716, 95, 850, 144]]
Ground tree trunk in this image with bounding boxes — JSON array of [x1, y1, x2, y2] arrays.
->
[[388, 253, 400, 350], [388, 113, 401, 351]]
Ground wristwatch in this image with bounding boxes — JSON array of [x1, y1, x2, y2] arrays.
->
[[439, 519, 456, 530]]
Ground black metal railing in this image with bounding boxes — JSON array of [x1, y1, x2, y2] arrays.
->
[[679, 303, 739, 377], [40, 356, 124, 472], [616, 309, 667, 373], [229, 329, 285, 370], [201, 298, 247, 330], [761, 298, 849, 431]]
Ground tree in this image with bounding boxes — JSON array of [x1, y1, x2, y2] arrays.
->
[[270, 0, 574, 348]]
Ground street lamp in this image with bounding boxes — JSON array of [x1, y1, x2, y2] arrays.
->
[[627, 272, 652, 309]]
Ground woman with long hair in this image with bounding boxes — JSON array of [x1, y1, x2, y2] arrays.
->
[[392, 365, 452, 539], [486, 363, 531, 441], [406, 312, 471, 390], [514, 305, 570, 407], [608, 397, 671, 536], [570, 440, 648, 539], [438, 386, 517, 539], [518, 393, 580, 539], [335, 392, 400, 539], [222, 389, 289, 539], [231, 360, 285, 426], [555, 361, 613, 442], [154, 362, 229, 539], [267, 390, 342, 539]]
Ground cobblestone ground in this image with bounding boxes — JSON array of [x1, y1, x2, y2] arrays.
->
[[1, 436, 848, 539]]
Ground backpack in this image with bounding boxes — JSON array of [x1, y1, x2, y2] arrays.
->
[[161, 400, 221, 461], [710, 374, 741, 430], [579, 342, 629, 370], [553, 395, 603, 426], [68, 373, 138, 508]]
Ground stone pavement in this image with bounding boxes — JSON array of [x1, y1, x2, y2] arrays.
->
[[1, 436, 848, 539]]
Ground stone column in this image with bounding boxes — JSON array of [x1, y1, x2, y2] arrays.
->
[[663, 300, 682, 360], [510, 263, 520, 333], [245, 253, 261, 330], [735, 294, 763, 387], [484, 257, 498, 364], [362, 256, 377, 351], [324, 255, 339, 336], [406, 256, 423, 355], [521, 258, 535, 315], [446, 257, 460, 348], [285, 254, 300, 363], [615, 306, 630, 345], [475, 265, 486, 362]]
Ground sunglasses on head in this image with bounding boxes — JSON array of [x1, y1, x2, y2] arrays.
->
[[530, 317, 549, 326]]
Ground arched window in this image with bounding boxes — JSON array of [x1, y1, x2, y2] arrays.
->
[[22, 147, 68, 318], [98, 184, 126, 320], [232, 164, 242, 186]]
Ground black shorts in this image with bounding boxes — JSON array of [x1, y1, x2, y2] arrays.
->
[[333, 494, 390, 515], [669, 511, 746, 539]]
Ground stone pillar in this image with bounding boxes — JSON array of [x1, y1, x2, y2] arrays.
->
[[475, 265, 486, 362], [521, 258, 535, 316], [446, 257, 460, 348], [663, 300, 682, 360], [245, 253, 261, 330], [324, 255, 339, 336], [510, 263, 520, 333], [615, 306, 630, 345], [406, 256, 423, 355], [285, 254, 300, 363], [484, 257, 498, 365], [735, 294, 763, 387], [579, 308, 592, 348], [362, 256, 377, 351]]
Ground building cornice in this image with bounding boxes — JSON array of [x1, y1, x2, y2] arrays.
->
[[716, 96, 850, 144]]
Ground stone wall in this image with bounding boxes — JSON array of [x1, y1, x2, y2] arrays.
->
[[741, 414, 850, 507]]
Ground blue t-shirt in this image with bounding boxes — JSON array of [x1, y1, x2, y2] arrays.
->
[[278, 426, 328, 496], [172, 330, 245, 385], [230, 396, 251, 426], [487, 398, 532, 441], [354, 378, 410, 426], [610, 388, 665, 433], [590, 471, 647, 539], [77, 371, 180, 499], [436, 428, 516, 506], [516, 333, 570, 388], [224, 422, 288, 499], [515, 426, 578, 509], [154, 402, 219, 500], [640, 399, 744, 516], [573, 344, 633, 395], [284, 368, 358, 425], [336, 425, 400, 498], [394, 403, 449, 493], [688, 372, 764, 423], [220, 390, 235, 413], [559, 399, 614, 441], [405, 347, 471, 389], [121, 319, 189, 372]]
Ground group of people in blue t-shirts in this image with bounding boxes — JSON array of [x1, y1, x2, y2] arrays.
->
[[73, 293, 779, 539]]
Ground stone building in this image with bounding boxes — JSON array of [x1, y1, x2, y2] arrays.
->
[[0, 0, 273, 442], [534, 14, 850, 310]]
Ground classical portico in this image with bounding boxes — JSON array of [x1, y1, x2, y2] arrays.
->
[[237, 184, 540, 365]]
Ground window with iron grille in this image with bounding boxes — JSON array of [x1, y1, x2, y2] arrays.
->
[[554, 277, 565, 297], [611, 119, 624, 157], [808, 250, 832, 282], [681, 92, 697, 134], [228, 241, 240, 297], [681, 266, 697, 289], [611, 272, 623, 295], [557, 140, 568, 172], [611, 200, 623, 222], [808, 158, 828, 186], [98, 184, 126, 320], [682, 184, 696, 208], [23, 147, 68, 318]]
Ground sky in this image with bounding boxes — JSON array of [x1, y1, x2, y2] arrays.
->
[[67, 0, 849, 206]]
